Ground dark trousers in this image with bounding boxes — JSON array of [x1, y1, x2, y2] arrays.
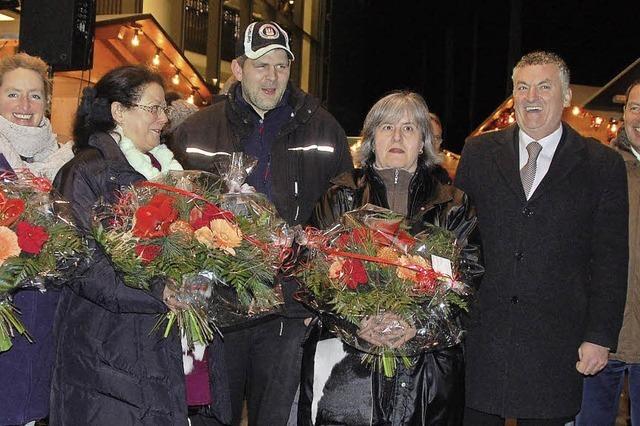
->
[[576, 359, 640, 425], [211, 317, 307, 426], [464, 407, 572, 426]]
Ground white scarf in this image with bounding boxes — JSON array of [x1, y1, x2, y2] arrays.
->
[[0, 115, 73, 180], [112, 126, 183, 179], [0, 114, 58, 159]]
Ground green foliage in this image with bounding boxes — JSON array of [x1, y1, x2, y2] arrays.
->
[[0, 210, 87, 292], [152, 234, 201, 282], [0, 300, 30, 352], [416, 226, 458, 260], [154, 306, 216, 348], [93, 225, 153, 290], [200, 243, 277, 309]]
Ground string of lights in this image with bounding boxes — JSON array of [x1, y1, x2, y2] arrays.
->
[[117, 24, 204, 105]]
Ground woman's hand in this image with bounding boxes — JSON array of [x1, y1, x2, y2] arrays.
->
[[357, 312, 416, 349], [162, 285, 189, 312]]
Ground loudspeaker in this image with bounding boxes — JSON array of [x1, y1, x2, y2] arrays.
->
[[19, 0, 96, 72]]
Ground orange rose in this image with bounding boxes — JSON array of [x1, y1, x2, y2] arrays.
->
[[396, 255, 431, 282], [0, 226, 21, 265], [376, 246, 400, 263], [195, 219, 242, 255], [169, 220, 194, 236]]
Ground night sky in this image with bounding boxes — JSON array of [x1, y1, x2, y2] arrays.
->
[[326, 0, 637, 153]]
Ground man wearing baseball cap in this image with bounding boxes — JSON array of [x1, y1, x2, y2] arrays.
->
[[171, 21, 353, 425]]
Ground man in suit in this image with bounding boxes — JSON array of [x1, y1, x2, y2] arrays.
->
[[455, 51, 629, 424]]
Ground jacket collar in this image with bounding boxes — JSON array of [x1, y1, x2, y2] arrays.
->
[[613, 128, 640, 164], [491, 124, 524, 200], [491, 122, 586, 202], [225, 81, 320, 140], [335, 163, 450, 217], [528, 123, 586, 202], [87, 131, 145, 178], [88, 132, 127, 162]]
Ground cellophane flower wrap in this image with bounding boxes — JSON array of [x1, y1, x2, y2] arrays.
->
[[206, 152, 293, 328], [0, 170, 86, 352], [297, 204, 472, 376], [92, 169, 289, 348]]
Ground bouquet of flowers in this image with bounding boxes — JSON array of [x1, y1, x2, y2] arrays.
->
[[93, 169, 290, 348], [0, 171, 86, 352], [205, 152, 296, 326], [297, 204, 471, 376]]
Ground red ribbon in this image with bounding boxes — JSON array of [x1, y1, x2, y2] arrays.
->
[[304, 227, 449, 280], [137, 181, 218, 208]]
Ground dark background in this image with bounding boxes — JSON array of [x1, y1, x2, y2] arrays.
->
[[325, 0, 637, 153]]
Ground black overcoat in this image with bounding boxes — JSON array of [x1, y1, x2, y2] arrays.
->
[[49, 133, 188, 425], [455, 123, 629, 418]]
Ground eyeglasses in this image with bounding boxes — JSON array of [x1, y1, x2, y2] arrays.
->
[[131, 103, 171, 117]]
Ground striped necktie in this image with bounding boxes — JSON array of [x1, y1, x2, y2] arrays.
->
[[520, 141, 542, 197]]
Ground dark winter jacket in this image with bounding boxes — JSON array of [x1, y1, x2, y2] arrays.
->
[[455, 123, 628, 418], [312, 163, 476, 238], [50, 132, 188, 425], [299, 163, 480, 425], [0, 289, 59, 425], [170, 82, 353, 320], [170, 82, 353, 227]]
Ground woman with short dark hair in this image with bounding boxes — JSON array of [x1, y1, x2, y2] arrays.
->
[[50, 65, 187, 425]]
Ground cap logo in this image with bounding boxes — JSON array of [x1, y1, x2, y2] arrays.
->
[[259, 24, 280, 40]]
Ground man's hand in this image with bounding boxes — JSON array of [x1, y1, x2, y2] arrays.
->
[[576, 341, 609, 375]]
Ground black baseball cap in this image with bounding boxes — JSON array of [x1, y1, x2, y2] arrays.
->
[[237, 21, 295, 61]]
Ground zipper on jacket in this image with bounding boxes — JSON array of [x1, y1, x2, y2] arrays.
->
[[293, 180, 300, 221]]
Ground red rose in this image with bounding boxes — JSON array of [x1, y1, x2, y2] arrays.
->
[[343, 259, 368, 289], [189, 204, 234, 230], [132, 194, 179, 238], [16, 221, 49, 254], [135, 244, 162, 264], [0, 193, 25, 227]]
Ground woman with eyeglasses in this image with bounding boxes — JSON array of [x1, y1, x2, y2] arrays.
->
[[50, 65, 188, 425]]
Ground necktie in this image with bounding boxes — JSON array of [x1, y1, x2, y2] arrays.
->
[[520, 141, 542, 197]]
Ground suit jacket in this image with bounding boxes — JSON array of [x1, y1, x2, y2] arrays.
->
[[455, 123, 629, 418]]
